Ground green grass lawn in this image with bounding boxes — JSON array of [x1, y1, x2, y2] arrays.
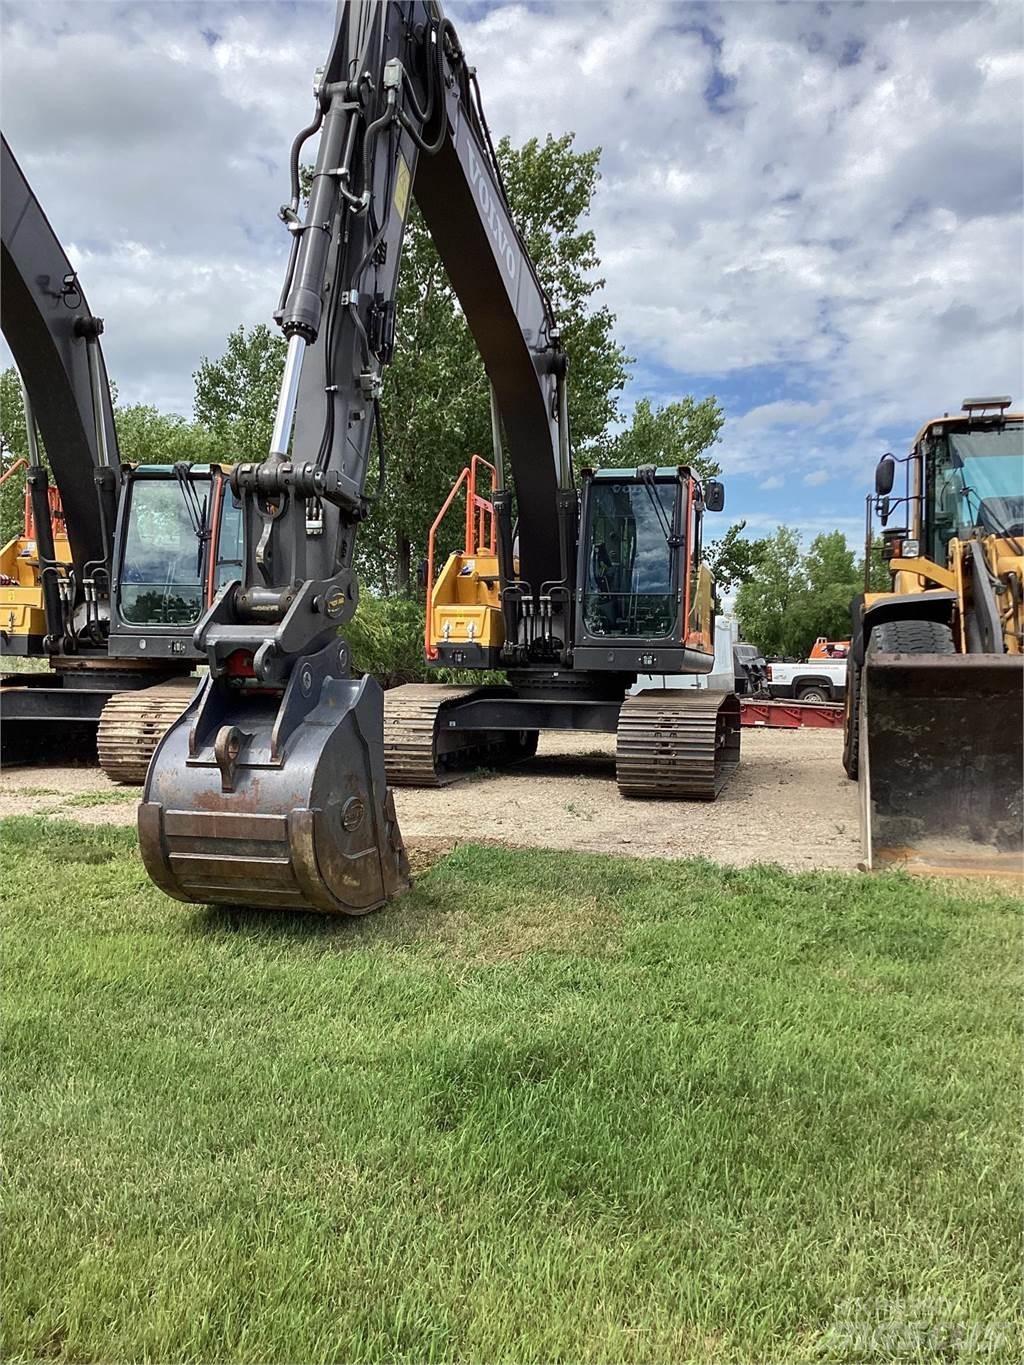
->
[[2, 817, 1020, 1363]]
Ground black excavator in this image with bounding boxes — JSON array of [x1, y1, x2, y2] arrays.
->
[[138, 0, 739, 915], [0, 134, 235, 775]]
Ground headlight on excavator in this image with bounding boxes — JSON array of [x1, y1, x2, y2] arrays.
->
[[900, 538, 920, 558]]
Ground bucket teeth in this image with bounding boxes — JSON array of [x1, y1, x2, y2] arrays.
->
[[616, 691, 741, 800]]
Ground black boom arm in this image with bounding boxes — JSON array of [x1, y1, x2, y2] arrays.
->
[[198, 0, 568, 682], [1, 135, 120, 616]]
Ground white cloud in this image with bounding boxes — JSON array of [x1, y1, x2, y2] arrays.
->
[[803, 469, 831, 487]]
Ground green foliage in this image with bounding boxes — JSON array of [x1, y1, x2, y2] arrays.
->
[[359, 133, 632, 594], [735, 526, 860, 657], [803, 529, 858, 638], [598, 395, 723, 478], [343, 595, 429, 688], [342, 594, 501, 688], [860, 534, 892, 593], [735, 526, 806, 656], [0, 367, 31, 464], [3, 817, 1021, 1362], [114, 403, 216, 466], [496, 134, 630, 456], [0, 368, 33, 545], [193, 324, 287, 462], [705, 519, 766, 595]]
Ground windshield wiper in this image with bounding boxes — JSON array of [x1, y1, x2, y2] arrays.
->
[[173, 463, 211, 575]]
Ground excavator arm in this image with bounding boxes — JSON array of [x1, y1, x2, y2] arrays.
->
[[1, 134, 120, 650], [195, 0, 566, 686], [141, 0, 570, 914]]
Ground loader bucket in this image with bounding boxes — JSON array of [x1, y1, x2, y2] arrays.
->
[[860, 654, 1024, 878]]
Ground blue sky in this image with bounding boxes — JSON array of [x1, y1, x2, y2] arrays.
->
[[2, 0, 1021, 551]]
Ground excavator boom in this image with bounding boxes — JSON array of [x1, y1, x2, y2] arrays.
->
[[140, 0, 569, 913]]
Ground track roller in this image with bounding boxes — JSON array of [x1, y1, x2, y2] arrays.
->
[[616, 690, 741, 799]]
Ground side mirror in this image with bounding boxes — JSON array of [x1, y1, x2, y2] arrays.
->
[[877, 495, 891, 526], [874, 454, 896, 496], [704, 479, 725, 513]]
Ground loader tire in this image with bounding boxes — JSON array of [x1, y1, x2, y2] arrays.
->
[[869, 618, 956, 655]]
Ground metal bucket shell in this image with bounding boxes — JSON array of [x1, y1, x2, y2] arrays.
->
[[140, 662, 409, 915], [861, 653, 1023, 878]]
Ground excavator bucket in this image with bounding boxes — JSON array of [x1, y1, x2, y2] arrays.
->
[[139, 642, 409, 914], [860, 654, 1024, 877]]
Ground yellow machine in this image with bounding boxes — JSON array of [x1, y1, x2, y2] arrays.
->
[[844, 397, 1023, 875], [0, 461, 71, 654]]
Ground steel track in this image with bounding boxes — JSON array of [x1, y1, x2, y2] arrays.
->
[[616, 690, 741, 799]]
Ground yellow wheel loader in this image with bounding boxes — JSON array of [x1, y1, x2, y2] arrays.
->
[[844, 397, 1023, 876]]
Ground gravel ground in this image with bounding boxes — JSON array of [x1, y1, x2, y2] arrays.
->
[[0, 726, 860, 872]]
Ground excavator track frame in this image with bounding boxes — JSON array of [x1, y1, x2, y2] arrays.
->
[[97, 677, 199, 784], [384, 684, 538, 786], [381, 681, 741, 800]]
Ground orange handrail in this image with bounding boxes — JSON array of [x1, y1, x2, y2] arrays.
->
[[0, 457, 27, 488], [465, 453, 496, 556], [424, 454, 496, 661]]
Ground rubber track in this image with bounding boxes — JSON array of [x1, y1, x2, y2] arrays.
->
[[616, 690, 740, 800], [97, 678, 198, 785]]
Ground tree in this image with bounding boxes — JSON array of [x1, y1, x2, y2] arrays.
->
[[497, 134, 630, 459], [115, 404, 216, 466], [734, 526, 806, 657], [193, 324, 286, 462], [705, 520, 765, 596], [734, 526, 862, 657], [859, 534, 891, 593], [599, 395, 723, 478], [356, 132, 632, 594], [800, 530, 859, 643], [1, 368, 34, 544]]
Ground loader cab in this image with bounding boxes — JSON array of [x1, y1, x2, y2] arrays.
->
[[573, 465, 723, 675], [874, 403, 1024, 576], [108, 464, 240, 660], [920, 414, 1024, 564]]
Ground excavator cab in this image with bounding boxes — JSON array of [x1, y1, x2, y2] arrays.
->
[[582, 476, 672, 637], [573, 466, 720, 674], [109, 465, 238, 655], [91, 465, 242, 784]]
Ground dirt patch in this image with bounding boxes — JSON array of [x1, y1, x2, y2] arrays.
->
[[397, 728, 859, 872], [0, 727, 860, 871]]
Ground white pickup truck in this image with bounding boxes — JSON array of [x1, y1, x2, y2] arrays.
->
[[765, 658, 847, 704]]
